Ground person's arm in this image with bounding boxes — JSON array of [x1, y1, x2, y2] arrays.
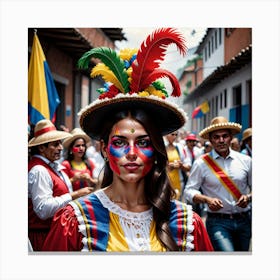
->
[[29, 165, 93, 219], [70, 186, 94, 200], [28, 166, 72, 220], [183, 160, 203, 203], [193, 193, 223, 211]]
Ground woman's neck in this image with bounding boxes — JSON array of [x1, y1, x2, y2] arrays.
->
[[104, 179, 150, 212], [72, 157, 83, 163]]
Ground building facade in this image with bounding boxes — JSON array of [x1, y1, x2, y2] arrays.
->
[[180, 28, 252, 139]]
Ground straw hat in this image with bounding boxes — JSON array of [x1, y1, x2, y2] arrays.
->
[[242, 127, 252, 141], [77, 28, 188, 140], [28, 119, 72, 147], [62, 128, 91, 150], [199, 116, 242, 139]]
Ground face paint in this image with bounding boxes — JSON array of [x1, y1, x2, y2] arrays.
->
[[113, 127, 121, 136], [137, 145, 154, 176], [107, 136, 154, 176], [107, 137, 130, 175], [72, 147, 80, 153]]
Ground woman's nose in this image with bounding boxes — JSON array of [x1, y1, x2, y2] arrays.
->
[[126, 144, 137, 160]]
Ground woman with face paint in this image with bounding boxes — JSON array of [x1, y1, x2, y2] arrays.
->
[[61, 128, 98, 192], [42, 28, 213, 252]]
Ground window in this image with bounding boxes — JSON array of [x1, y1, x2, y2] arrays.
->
[[224, 89, 227, 108], [208, 41, 211, 58], [219, 28, 222, 45], [215, 95, 219, 115], [211, 97, 215, 119], [232, 84, 242, 106], [204, 47, 207, 61], [214, 30, 217, 49], [220, 92, 223, 109]]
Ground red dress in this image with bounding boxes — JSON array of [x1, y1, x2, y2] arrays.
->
[[61, 159, 95, 191]]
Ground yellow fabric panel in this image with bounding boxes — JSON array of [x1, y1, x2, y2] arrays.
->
[[107, 212, 129, 251], [106, 212, 165, 252], [149, 220, 166, 251], [71, 160, 86, 171], [166, 148, 181, 196]]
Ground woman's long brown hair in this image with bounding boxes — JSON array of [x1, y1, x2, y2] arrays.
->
[[100, 108, 179, 251]]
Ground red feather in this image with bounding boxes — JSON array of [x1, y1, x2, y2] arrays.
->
[[144, 69, 182, 97], [130, 28, 187, 93]]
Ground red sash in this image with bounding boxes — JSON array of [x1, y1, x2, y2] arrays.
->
[[202, 154, 242, 200]]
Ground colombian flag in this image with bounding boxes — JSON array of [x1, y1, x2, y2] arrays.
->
[[28, 33, 60, 125], [191, 101, 209, 119]]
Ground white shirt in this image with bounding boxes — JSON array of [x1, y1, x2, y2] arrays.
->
[[184, 149, 252, 214], [28, 155, 72, 220], [184, 146, 203, 167]]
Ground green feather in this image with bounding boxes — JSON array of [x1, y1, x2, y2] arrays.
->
[[152, 81, 168, 97], [78, 47, 129, 93]]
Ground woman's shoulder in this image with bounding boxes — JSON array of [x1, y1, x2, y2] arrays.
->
[[61, 160, 71, 169], [169, 200, 193, 221], [72, 191, 108, 214]]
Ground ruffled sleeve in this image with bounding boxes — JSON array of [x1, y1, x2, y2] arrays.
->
[[42, 204, 83, 251], [169, 200, 213, 251], [192, 212, 214, 251]]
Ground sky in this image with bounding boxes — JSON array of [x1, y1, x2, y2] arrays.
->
[[114, 27, 207, 77]]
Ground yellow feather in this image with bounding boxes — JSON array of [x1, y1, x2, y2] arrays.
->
[[138, 91, 150, 97], [146, 86, 165, 98], [90, 63, 124, 92], [126, 67, 132, 77], [119, 48, 138, 61]]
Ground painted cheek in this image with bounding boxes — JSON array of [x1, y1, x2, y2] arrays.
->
[[137, 147, 154, 176], [72, 147, 80, 153], [107, 144, 130, 175]]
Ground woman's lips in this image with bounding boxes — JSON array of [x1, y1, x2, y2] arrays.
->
[[123, 163, 140, 171]]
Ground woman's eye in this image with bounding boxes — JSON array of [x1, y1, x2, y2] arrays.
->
[[137, 139, 151, 148], [112, 139, 126, 147]]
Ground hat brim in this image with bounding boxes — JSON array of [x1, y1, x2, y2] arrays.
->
[[62, 134, 91, 150], [242, 133, 252, 141], [79, 94, 187, 140], [28, 131, 72, 147], [199, 123, 242, 139], [186, 136, 198, 141]]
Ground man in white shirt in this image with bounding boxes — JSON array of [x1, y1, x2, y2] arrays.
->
[[184, 116, 252, 251], [28, 119, 93, 250]]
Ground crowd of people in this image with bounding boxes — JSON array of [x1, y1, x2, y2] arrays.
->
[[28, 28, 252, 253]]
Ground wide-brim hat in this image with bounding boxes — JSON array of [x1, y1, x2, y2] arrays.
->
[[199, 116, 242, 139], [62, 127, 91, 150], [79, 93, 187, 140], [242, 127, 252, 141], [28, 119, 72, 147]]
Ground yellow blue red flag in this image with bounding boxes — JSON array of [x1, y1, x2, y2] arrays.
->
[[192, 100, 209, 119], [28, 33, 60, 125]]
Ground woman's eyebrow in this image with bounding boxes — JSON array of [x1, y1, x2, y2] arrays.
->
[[111, 134, 150, 140]]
